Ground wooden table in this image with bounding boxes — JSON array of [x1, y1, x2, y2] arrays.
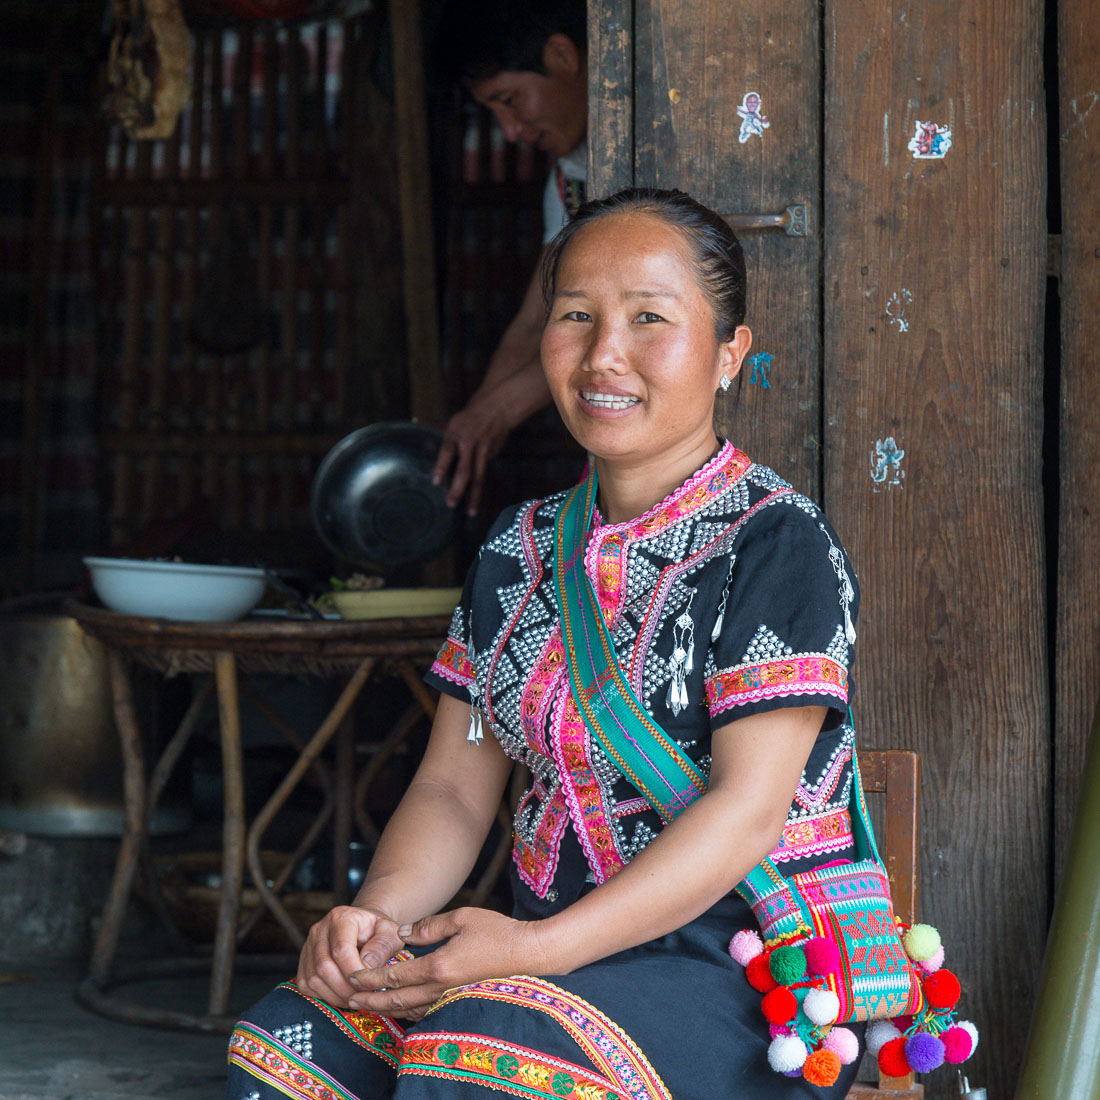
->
[[67, 602, 448, 1032]]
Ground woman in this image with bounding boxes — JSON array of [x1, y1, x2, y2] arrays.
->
[[227, 189, 863, 1099]]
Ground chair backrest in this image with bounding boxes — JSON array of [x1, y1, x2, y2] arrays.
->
[[845, 750, 924, 1100]]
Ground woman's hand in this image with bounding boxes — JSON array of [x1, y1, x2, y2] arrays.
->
[[296, 905, 406, 1009], [346, 907, 544, 1021]]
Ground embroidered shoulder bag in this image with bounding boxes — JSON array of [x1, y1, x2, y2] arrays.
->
[[552, 469, 977, 1088]]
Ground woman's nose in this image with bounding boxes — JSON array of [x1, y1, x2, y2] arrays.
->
[[586, 322, 628, 373]]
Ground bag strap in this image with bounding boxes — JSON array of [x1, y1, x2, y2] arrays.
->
[[553, 468, 707, 823], [553, 470, 884, 923]]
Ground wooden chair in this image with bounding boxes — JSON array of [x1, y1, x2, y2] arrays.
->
[[845, 750, 924, 1100]]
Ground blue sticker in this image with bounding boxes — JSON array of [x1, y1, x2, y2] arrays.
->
[[870, 437, 906, 490], [746, 351, 774, 389], [886, 289, 913, 333]]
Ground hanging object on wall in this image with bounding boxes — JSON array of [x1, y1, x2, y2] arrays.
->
[[907, 120, 952, 159], [104, 0, 193, 140], [736, 91, 770, 143]]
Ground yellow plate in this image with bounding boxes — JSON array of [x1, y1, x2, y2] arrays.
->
[[331, 586, 462, 621]]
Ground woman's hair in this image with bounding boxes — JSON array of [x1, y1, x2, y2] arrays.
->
[[540, 188, 748, 341]]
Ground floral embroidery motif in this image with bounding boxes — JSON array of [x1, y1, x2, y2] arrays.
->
[[705, 655, 848, 714], [429, 977, 673, 1100], [398, 1032, 623, 1099], [430, 637, 475, 688], [769, 806, 854, 863]]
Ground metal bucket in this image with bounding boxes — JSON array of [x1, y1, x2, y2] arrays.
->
[[0, 614, 188, 836]]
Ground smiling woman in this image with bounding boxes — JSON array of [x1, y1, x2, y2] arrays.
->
[[226, 191, 866, 1099]]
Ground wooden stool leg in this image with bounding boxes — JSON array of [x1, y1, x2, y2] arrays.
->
[[210, 650, 245, 1016], [88, 649, 147, 984]]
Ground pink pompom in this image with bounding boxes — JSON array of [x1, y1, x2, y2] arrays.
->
[[920, 944, 946, 973], [769, 1023, 792, 1039], [729, 929, 764, 966], [942, 1026, 974, 1063], [957, 1020, 980, 1054], [822, 1026, 861, 1065], [803, 936, 842, 976]]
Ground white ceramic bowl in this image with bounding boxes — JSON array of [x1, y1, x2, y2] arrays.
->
[[83, 558, 268, 622]]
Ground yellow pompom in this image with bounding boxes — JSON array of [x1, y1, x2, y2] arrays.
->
[[902, 923, 942, 962]]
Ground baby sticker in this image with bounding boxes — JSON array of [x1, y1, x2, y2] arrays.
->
[[737, 92, 770, 143], [908, 121, 952, 159]]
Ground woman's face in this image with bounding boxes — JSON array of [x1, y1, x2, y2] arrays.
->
[[541, 212, 750, 468]]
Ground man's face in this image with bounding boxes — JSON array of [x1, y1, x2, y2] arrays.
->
[[469, 33, 587, 160]]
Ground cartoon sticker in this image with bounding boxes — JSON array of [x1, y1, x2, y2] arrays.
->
[[886, 289, 913, 333], [737, 92, 770, 143], [870, 437, 906, 490], [746, 351, 773, 389], [908, 121, 952, 159]]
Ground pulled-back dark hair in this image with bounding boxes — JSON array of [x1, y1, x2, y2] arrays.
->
[[434, 0, 587, 86], [540, 188, 747, 340]]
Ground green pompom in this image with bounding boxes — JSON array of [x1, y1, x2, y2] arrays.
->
[[902, 923, 942, 962], [769, 945, 808, 984]]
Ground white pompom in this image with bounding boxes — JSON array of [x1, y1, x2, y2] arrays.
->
[[865, 1020, 902, 1057], [803, 987, 841, 1026], [957, 1020, 980, 1053], [767, 1034, 808, 1073]]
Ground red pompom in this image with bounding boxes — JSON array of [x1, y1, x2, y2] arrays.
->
[[761, 986, 798, 1025], [803, 936, 841, 976], [923, 969, 962, 1011], [802, 1049, 842, 1087], [746, 953, 779, 992], [892, 1015, 913, 1032], [942, 1026, 974, 1063], [878, 1037, 912, 1079]]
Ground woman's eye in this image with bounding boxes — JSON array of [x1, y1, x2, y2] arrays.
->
[[636, 311, 665, 323], [561, 310, 592, 322]]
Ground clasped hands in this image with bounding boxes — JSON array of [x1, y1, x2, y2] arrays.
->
[[296, 904, 548, 1022]]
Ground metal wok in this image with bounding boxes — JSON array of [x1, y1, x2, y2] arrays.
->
[[309, 421, 456, 568]]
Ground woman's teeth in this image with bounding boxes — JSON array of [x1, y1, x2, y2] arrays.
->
[[582, 391, 641, 409]]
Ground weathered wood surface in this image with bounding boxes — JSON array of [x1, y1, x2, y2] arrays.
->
[[1055, 0, 1100, 886], [822, 4, 1047, 1098], [587, 0, 634, 199], [609, 0, 823, 495]]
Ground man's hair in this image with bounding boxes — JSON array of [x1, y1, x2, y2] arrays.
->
[[433, 0, 587, 86]]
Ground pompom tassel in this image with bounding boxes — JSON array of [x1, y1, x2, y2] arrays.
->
[[761, 986, 798, 1025], [941, 1026, 974, 1064], [957, 1020, 980, 1054], [822, 1026, 861, 1065], [803, 936, 841, 976], [906, 1032, 945, 1073], [803, 988, 841, 1026], [728, 929, 764, 965], [767, 1035, 808, 1074], [923, 969, 961, 1011], [902, 922, 942, 962], [746, 954, 778, 992], [877, 1036, 912, 1079], [803, 1049, 842, 1087], [866, 1020, 902, 1057]]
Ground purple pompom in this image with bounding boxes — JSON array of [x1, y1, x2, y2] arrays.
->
[[905, 1032, 945, 1074]]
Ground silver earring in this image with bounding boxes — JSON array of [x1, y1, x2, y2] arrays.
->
[[719, 374, 732, 391]]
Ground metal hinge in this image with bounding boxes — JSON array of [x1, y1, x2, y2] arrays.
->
[[722, 203, 809, 237]]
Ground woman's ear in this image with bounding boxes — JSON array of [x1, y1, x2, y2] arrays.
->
[[541, 32, 584, 78], [718, 326, 753, 386]]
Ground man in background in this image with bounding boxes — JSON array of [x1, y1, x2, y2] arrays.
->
[[432, 0, 587, 516]]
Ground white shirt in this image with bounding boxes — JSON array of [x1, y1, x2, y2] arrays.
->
[[542, 141, 588, 244]]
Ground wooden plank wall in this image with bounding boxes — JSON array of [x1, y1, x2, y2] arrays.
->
[[823, 4, 1048, 1099], [599, 0, 823, 495], [1055, 0, 1100, 881]]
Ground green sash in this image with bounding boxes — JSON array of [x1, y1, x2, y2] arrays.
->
[[553, 467, 708, 824]]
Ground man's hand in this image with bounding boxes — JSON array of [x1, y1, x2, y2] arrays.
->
[[346, 907, 546, 1021], [296, 905, 406, 1009], [432, 395, 513, 517]]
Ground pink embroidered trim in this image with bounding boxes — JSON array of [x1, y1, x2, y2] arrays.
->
[[430, 638, 474, 687], [512, 782, 569, 898], [705, 655, 848, 715], [795, 745, 853, 812], [428, 977, 673, 1100], [770, 806, 854, 863]]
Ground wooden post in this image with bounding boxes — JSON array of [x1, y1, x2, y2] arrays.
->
[[823, 3, 1048, 1097], [587, 0, 634, 199], [1055, 0, 1100, 884], [389, 0, 443, 423]]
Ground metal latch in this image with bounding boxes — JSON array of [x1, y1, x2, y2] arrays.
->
[[722, 204, 808, 237]]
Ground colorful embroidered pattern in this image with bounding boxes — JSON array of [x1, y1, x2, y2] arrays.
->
[[770, 806, 854, 863], [229, 1023, 359, 1100], [429, 977, 672, 1100], [431, 637, 475, 687], [399, 1031, 623, 1099], [705, 655, 848, 714]]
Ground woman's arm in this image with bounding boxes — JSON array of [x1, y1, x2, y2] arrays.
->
[[347, 705, 824, 1018], [295, 693, 513, 1007]]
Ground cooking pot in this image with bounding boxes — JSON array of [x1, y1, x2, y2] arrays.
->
[[310, 421, 457, 567]]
